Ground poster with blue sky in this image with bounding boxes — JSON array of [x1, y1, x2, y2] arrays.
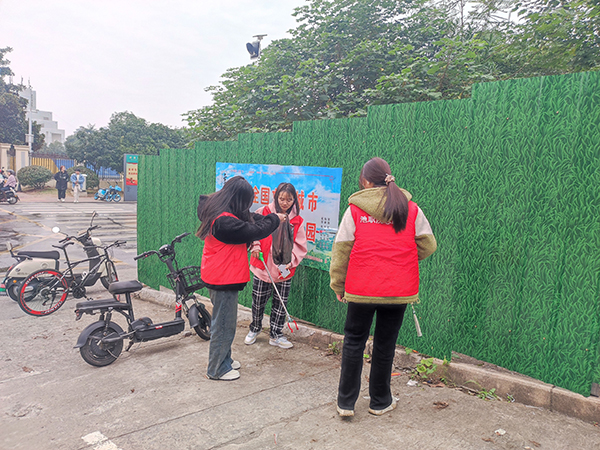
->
[[215, 163, 343, 271]]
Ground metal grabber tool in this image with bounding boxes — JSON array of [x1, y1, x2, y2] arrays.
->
[[258, 252, 298, 332]]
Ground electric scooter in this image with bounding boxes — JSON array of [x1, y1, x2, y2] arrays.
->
[[1, 212, 113, 301], [0, 186, 19, 204], [73, 232, 211, 367]]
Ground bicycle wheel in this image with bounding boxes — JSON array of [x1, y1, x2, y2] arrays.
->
[[100, 261, 119, 290], [18, 269, 69, 316], [80, 325, 123, 366], [193, 304, 211, 340], [113, 193, 121, 202]]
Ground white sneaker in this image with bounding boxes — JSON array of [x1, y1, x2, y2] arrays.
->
[[231, 360, 241, 370], [269, 336, 293, 349], [61, 199, 65, 202], [368, 398, 397, 416], [337, 406, 354, 417], [213, 369, 240, 381], [245, 330, 259, 345]]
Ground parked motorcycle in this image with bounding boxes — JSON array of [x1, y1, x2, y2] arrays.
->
[[1, 212, 115, 301], [0, 185, 19, 204]]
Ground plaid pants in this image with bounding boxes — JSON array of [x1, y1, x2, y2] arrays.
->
[[250, 277, 292, 339]]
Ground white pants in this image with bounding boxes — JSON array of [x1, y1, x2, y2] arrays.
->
[[73, 185, 81, 202]]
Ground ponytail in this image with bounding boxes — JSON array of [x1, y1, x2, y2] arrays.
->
[[383, 179, 408, 233], [360, 157, 408, 233]]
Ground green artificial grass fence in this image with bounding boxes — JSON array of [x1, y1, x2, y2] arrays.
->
[[137, 71, 600, 396]]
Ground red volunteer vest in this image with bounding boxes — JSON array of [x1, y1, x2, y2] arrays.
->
[[345, 201, 419, 297], [201, 212, 250, 285], [249, 205, 303, 280]]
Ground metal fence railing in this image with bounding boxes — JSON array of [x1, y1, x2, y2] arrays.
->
[[30, 155, 121, 179]]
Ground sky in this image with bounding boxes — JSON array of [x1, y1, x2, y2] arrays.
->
[[0, 0, 305, 137]]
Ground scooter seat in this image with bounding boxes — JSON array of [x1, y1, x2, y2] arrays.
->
[[16, 250, 60, 260], [108, 280, 143, 295], [75, 299, 130, 311]]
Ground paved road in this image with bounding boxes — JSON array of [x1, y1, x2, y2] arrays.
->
[[2, 203, 600, 449], [0, 201, 137, 271]]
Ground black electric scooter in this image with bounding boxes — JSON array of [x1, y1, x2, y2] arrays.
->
[[74, 232, 211, 366]]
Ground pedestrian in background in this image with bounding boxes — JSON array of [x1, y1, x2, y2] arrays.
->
[[1, 170, 17, 194], [330, 157, 437, 417], [245, 182, 307, 349], [54, 166, 69, 202], [196, 176, 285, 381], [70, 169, 84, 203]]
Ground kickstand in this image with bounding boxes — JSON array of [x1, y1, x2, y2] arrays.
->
[[125, 340, 134, 352]]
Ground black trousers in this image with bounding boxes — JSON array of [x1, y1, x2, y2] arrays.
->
[[337, 302, 407, 410], [57, 188, 67, 199]]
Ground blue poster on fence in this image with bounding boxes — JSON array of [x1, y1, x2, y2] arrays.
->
[[215, 162, 343, 271]]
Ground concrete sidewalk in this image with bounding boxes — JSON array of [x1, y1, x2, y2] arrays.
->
[[137, 287, 600, 426], [14, 190, 98, 203], [1, 278, 600, 450]]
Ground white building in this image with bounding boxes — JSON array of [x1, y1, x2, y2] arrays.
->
[[18, 87, 65, 144]]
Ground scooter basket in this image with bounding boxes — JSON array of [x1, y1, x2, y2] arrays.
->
[[167, 266, 206, 294]]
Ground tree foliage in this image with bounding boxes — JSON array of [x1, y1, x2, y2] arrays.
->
[[65, 112, 188, 173], [17, 165, 53, 189], [184, 0, 599, 141], [0, 47, 45, 150]]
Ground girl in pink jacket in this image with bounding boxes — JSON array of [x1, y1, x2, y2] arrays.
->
[[245, 182, 308, 349]]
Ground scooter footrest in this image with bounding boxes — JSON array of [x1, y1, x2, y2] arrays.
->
[[134, 318, 185, 341], [75, 299, 130, 312]]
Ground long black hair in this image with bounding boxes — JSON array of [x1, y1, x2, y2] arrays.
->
[[196, 176, 255, 239], [360, 157, 408, 233], [273, 182, 299, 215]]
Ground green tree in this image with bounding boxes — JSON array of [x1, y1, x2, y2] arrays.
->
[[0, 47, 27, 145], [65, 112, 188, 173], [39, 141, 67, 155], [184, 0, 599, 142], [0, 47, 45, 150]]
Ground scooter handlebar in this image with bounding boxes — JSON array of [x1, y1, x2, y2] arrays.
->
[[172, 232, 191, 244], [134, 250, 159, 261]]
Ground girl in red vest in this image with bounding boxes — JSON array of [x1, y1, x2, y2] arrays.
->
[[330, 157, 437, 416], [245, 182, 307, 349], [197, 176, 285, 381]]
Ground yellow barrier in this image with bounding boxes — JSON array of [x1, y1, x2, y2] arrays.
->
[[31, 157, 59, 174]]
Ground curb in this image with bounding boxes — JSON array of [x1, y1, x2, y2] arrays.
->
[[134, 286, 600, 424]]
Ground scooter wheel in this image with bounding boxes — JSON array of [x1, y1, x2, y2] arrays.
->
[[193, 306, 212, 341], [7, 282, 21, 302], [80, 325, 123, 366], [8, 196, 17, 205]]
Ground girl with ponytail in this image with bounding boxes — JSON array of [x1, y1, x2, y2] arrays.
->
[[330, 157, 437, 417]]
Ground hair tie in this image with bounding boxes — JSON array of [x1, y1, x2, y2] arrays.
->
[[385, 174, 395, 185]]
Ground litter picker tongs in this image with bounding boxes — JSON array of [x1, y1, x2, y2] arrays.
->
[[258, 252, 299, 332]]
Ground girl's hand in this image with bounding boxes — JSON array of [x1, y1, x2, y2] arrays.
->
[[336, 294, 347, 303], [251, 251, 261, 259], [276, 213, 287, 222]]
